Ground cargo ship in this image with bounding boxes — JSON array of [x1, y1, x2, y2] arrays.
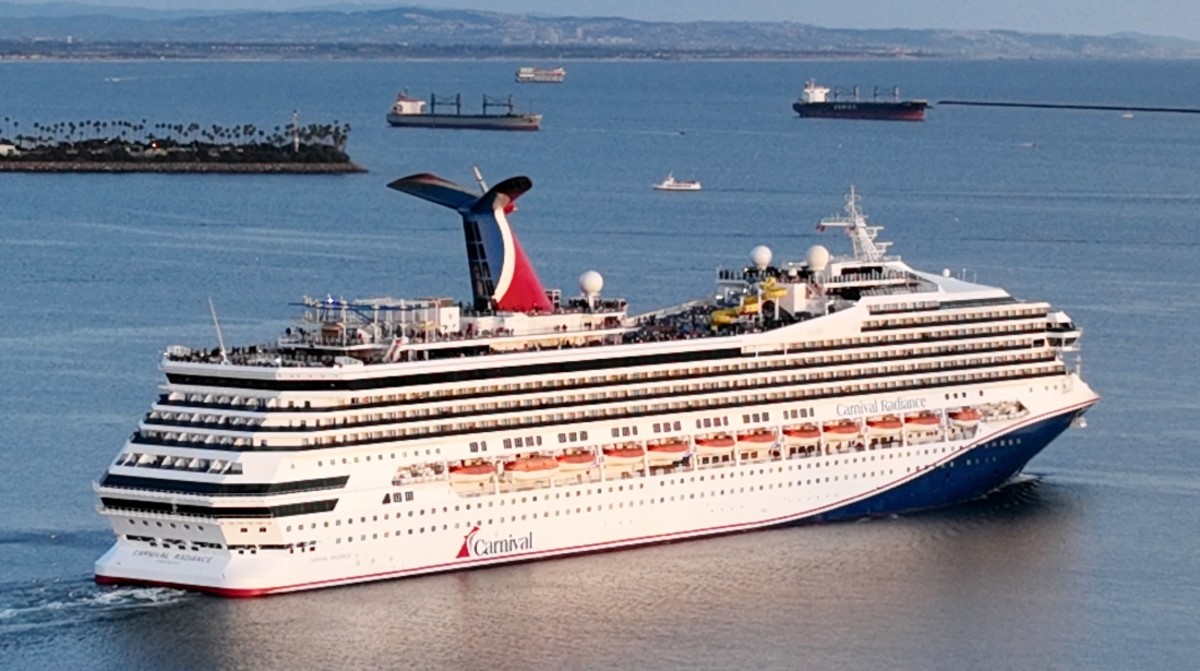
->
[[793, 80, 928, 122], [516, 67, 565, 83], [386, 92, 541, 131]]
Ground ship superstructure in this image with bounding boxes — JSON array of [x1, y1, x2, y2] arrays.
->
[[93, 175, 1097, 596]]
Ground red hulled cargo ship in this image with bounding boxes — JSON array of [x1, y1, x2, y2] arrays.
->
[[792, 80, 928, 122]]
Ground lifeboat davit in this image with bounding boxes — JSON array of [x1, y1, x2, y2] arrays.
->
[[503, 455, 560, 481], [904, 414, 941, 430], [695, 436, 736, 456], [647, 440, 688, 465], [449, 462, 495, 483], [603, 446, 645, 466], [866, 416, 903, 436], [556, 450, 596, 471], [822, 423, 860, 442], [783, 425, 821, 445], [948, 408, 982, 428]]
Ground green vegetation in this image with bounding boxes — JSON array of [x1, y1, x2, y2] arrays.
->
[[0, 116, 354, 165]]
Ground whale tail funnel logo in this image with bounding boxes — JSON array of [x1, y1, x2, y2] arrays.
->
[[388, 172, 553, 313], [456, 526, 481, 558]]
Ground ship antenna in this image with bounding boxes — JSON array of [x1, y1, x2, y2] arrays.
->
[[208, 297, 229, 365], [472, 164, 488, 193]]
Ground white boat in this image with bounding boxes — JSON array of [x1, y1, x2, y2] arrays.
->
[[654, 173, 701, 191], [92, 174, 1098, 597]]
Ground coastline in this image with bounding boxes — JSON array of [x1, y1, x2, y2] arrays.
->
[[0, 161, 367, 174]]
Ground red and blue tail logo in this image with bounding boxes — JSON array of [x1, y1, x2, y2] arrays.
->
[[456, 526, 481, 558], [388, 173, 553, 313]]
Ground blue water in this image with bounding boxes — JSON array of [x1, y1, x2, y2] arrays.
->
[[1, 58, 1199, 669]]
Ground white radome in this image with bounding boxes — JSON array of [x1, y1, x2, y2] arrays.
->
[[579, 270, 604, 296], [806, 245, 830, 272], [751, 245, 772, 269]]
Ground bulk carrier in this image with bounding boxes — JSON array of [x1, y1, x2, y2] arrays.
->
[[793, 80, 929, 121], [386, 92, 541, 131]]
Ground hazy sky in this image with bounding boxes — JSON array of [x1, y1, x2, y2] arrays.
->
[[32, 1, 1200, 40]]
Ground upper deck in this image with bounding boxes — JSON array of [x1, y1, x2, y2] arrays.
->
[[161, 179, 1040, 380]]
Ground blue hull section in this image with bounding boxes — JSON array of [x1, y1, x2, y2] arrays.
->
[[808, 408, 1083, 523]]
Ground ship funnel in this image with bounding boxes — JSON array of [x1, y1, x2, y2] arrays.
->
[[388, 173, 553, 313]]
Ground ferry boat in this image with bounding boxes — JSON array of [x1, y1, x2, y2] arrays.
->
[[516, 67, 566, 84], [92, 174, 1098, 597], [386, 92, 541, 131], [793, 80, 928, 121], [654, 173, 702, 191]]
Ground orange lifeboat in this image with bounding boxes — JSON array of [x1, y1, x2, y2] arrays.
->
[[822, 423, 860, 442], [695, 436, 736, 455], [503, 455, 560, 481], [647, 440, 689, 465], [449, 462, 495, 483], [948, 408, 982, 428], [783, 425, 821, 445], [865, 416, 903, 436], [555, 450, 596, 471], [602, 445, 645, 466], [737, 431, 775, 446], [904, 413, 941, 430]]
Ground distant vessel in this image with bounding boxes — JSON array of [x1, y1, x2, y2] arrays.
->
[[654, 173, 702, 191], [516, 67, 566, 84], [386, 92, 542, 131], [793, 80, 928, 122]]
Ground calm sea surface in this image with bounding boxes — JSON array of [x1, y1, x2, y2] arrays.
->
[[1, 58, 1199, 670]]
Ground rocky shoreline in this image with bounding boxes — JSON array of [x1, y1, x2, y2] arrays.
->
[[0, 161, 367, 173]]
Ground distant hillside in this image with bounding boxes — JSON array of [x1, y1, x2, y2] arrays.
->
[[0, 3, 1198, 58]]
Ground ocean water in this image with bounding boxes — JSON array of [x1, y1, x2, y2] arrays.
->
[[1, 58, 1198, 670]]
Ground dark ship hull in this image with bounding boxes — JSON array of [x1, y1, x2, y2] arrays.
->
[[793, 101, 928, 122]]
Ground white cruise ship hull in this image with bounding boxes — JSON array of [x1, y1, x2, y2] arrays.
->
[[95, 382, 1095, 597]]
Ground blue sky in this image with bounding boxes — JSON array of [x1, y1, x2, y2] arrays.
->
[[22, 1, 1200, 40]]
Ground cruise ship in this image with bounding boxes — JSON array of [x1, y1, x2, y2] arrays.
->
[[93, 174, 1098, 597]]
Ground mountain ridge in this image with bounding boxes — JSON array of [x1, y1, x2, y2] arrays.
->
[[0, 2, 1197, 58]]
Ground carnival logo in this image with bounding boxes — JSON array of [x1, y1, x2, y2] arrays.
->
[[456, 526, 534, 559]]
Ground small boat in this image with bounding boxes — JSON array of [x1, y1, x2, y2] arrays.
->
[[695, 436, 735, 455], [865, 416, 903, 436], [449, 462, 495, 483], [647, 440, 689, 465], [783, 425, 821, 444], [653, 173, 701, 192], [822, 423, 860, 442], [503, 455, 560, 481], [602, 446, 645, 466], [555, 450, 596, 471], [948, 408, 982, 428]]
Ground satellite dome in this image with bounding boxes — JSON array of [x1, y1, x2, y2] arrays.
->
[[942, 268, 952, 278], [579, 270, 604, 296], [806, 245, 830, 272], [750, 245, 772, 270]]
